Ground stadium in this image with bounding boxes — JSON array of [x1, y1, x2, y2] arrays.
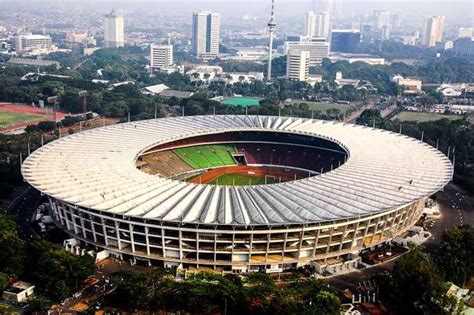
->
[[22, 115, 453, 274]]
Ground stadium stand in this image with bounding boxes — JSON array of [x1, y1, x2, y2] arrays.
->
[[173, 145, 236, 170], [235, 143, 342, 172], [141, 151, 193, 176]]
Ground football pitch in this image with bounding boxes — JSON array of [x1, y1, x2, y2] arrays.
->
[[0, 111, 44, 128], [207, 173, 278, 186]]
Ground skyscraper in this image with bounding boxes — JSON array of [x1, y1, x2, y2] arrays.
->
[[104, 9, 124, 48], [316, 11, 331, 39], [374, 10, 391, 29], [305, 11, 317, 37], [422, 16, 445, 47], [286, 50, 310, 81], [313, 0, 340, 17], [192, 11, 220, 58], [150, 44, 173, 70], [330, 30, 361, 52]]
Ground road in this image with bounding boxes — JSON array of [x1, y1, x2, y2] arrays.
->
[[423, 183, 474, 255], [7, 185, 42, 239], [327, 183, 474, 295]]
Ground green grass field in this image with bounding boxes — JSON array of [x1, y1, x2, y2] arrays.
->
[[289, 101, 354, 114], [221, 97, 261, 107], [392, 111, 463, 122], [0, 111, 44, 128], [207, 173, 278, 186], [174, 145, 236, 169]]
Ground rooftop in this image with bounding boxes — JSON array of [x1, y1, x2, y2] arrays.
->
[[22, 115, 452, 226]]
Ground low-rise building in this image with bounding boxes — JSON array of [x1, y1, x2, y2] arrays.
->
[[392, 75, 422, 94], [186, 65, 223, 83], [66, 31, 88, 44], [213, 72, 264, 85], [15, 33, 52, 53], [7, 57, 61, 68], [334, 71, 360, 88], [140, 84, 170, 95], [2, 281, 35, 303], [159, 89, 194, 99], [283, 39, 330, 65], [330, 53, 385, 65]]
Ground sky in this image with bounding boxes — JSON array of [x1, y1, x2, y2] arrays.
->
[[1, 0, 473, 24]]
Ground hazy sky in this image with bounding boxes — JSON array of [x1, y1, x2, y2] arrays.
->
[[1, 0, 473, 24]]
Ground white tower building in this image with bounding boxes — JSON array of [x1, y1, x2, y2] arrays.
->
[[286, 50, 310, 81], [422, 16, 445, 47], [192, 11, 220, 58], [316, 11, 331, 39], [305, 11, 317, 38], [104, 9, 124, 48], [267, 0, 277, 81], [150, 45, 173, 70]]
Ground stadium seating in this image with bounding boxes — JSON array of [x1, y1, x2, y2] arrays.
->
[[173, 145, 236, 170], [141, 151, 194, 176], [235, 143, 342, 172]]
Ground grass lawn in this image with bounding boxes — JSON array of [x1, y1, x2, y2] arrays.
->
[[207, 173, 278, 186], [289, 101, 354, 114], [0, 111, 44, 128], [392, 111, 463, 122]]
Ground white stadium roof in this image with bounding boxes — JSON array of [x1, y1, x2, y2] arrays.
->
[[22, 115, 453, 226]]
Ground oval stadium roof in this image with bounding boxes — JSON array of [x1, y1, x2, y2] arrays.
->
[[21, 115, 453, 226]]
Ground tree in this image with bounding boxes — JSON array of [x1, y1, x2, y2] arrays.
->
[[438, 225, 474, 287], [390, 248, 449, 314], [108, 271, 152, 310], [0, 272, 8, 291], [0, 215, 26, 277], [309, 290, 341, 315], [28, 295, 53, 312]]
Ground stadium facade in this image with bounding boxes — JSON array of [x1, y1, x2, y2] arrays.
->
[[22, 115, 453, 273]]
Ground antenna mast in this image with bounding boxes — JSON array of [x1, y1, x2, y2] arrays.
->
[[267, 0, 276, 81]]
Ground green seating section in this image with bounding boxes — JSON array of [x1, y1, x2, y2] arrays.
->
[[173, 145, 236, 169]]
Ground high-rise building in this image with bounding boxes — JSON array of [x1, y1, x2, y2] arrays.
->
[[374, 10, 391, 29], [360, 24, 372, 43], [15, 33, 52, 52], [305, 11, 317, 37], [381, 25, 391, 40], [313, 0, 340, 16], [286, 50, 310, 81], [104, 9, 124, 48], [422, 16, 445, 47], [284, 38, 329, 65], [192, 11, 220, 58], [391, 13, 401, 29], [150, 44, 173, 70], [457, 27, 474, 38], [330, 30, 361, 52], [316, 11, 331, 39], [453, 37, 474, 55]]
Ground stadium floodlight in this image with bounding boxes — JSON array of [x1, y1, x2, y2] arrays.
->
[[78, 90, 88, 113]]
